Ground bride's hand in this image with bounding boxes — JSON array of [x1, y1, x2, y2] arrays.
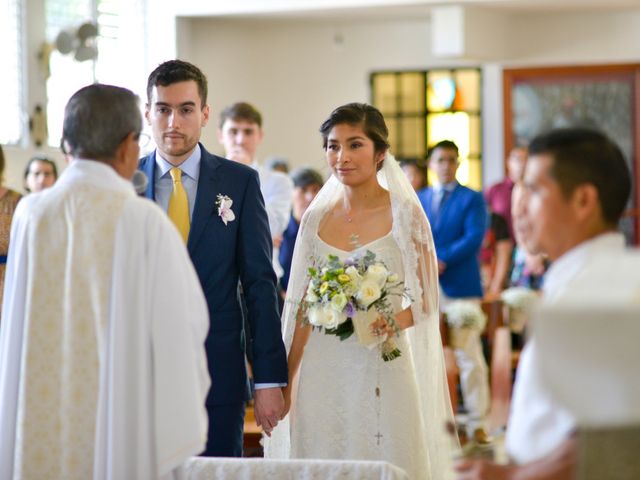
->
[[369, 308, 414, 337], [281, 384, 292, 419], [369, 315, 396, 338]]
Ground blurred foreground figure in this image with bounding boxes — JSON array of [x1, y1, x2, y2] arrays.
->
[[0, 84, 210, 480], [455, 127, 636, 480]]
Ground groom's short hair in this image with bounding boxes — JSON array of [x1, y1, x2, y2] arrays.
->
[[146, 59, 208, 106]]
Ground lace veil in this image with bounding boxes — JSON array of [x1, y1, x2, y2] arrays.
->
[[265, 153, 457, 478]]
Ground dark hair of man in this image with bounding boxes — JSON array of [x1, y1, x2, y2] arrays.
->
[[24, 156, 58, 181], [529, 127, 631, 226], [428, 140, 459, 158], [290, 167, 324, 189], [146, 59, 208, 106], [319, 103, 390, 157], [62, 84, 142, 161], [219, 102, 262, 129]]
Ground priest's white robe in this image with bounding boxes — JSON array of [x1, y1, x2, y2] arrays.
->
[[0, 160, 210, 480]]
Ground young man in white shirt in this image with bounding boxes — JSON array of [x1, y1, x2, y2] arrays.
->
[[454, 127, 634, 480], [217, 102, 293, 279]]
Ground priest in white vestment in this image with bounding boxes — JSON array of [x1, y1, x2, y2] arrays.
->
[[0, 84, 210, 480]]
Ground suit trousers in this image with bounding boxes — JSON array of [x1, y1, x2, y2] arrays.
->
[[201, 402, 246, 457]]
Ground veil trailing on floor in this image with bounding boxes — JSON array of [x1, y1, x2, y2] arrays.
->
[[265, 153, 457, 478]]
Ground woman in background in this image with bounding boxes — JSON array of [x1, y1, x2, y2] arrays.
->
[[24, 155, 58, 193]]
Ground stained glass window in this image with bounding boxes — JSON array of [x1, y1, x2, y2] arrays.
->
[[371, 68, 482, 190]]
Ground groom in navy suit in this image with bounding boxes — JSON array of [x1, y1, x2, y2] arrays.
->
[[139, 60, 288, 457]]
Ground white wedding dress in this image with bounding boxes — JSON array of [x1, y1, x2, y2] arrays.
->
[[288, 231, 432, 479], [265, 154, 456, 479]]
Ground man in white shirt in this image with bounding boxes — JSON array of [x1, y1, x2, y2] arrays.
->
[[454, 127, 634, 479], [0, 84, 210, 479], [217, 102, 293, 279]]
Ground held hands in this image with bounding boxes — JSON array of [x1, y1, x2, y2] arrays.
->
[[253, 387, 285, 437]]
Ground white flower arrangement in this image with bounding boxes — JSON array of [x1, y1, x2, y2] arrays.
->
[[500, 287, 539, 333], [500, 287, 539, 310], [443, 300, 487, 331]]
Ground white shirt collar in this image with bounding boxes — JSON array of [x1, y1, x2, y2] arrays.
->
[[433, 180, 457, 193], [543, 232, 626, 302], [154, 144, 201, 182]]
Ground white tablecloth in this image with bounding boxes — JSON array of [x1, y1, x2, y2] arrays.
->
[[183, 457, 409, 480]]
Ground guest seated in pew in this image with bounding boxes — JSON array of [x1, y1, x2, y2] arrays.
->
[[454, 127, 637, 479]]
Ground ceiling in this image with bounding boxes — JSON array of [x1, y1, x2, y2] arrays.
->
[[177, 0, 640, 21]]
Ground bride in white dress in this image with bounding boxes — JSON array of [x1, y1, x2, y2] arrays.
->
[[265, 103, 457, 479]]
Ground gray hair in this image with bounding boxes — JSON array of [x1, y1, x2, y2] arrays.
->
[[63, 84, 142, 160]]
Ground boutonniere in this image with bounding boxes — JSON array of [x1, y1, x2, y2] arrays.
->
[[216, 194, 236, 225]]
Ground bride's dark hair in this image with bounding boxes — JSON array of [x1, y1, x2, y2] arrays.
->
[[319, 103, 390, 159]]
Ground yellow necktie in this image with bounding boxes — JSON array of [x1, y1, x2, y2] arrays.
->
[[168, 167, 190, 243]]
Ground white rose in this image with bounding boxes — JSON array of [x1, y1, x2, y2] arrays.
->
[[324, 307, 347, 329], [365, 263, 389, 288], [387, 273, 399, 284], [355, 280, 382, 308], [308, 305, 346, 329], [330, 292, 348, 312], [305, 292, 319, 303], [308, 306, 328, 327]]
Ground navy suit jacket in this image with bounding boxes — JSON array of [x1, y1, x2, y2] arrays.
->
[[418, 183, 487, 298], [139, 144, 288, 406]]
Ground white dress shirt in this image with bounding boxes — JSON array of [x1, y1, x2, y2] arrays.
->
[[153, 145, 201, 219], [506, 232, 628, 464], [253, 163, 293, 279]]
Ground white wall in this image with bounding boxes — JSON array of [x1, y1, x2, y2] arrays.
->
[[9, 5, 640, 192], [179, 17, 438, 177], [178, 7, 640, 186]]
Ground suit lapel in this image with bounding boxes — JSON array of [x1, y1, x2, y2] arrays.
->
[[187, 146, 222, 254]]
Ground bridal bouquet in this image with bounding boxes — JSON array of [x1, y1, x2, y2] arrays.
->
[[303, 250, 409, 361]]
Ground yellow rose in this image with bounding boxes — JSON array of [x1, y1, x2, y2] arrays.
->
[[337, 273, 351, 284], [319, 282, 329, 294]]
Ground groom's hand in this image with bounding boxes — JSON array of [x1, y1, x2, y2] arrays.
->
[[253, 387, 285, 436]]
